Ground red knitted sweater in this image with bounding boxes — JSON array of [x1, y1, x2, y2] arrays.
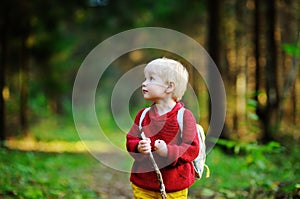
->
[[126, 102, 199, 192]]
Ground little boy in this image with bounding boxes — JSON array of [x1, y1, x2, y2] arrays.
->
[[126, 57, 199, 199]]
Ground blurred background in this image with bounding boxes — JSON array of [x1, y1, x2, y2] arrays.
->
[[0, 0, 299, 198]]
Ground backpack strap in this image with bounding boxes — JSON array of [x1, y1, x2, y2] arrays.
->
[[177, 107, 205, 140], [139, 107, 151, 132], [197, 124, 206, 142], [177, 107, 185, 135]]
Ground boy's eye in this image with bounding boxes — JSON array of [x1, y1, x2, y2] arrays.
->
[[150, 76, 154, 81]]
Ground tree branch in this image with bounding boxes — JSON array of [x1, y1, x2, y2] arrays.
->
[[141, 132, 167, 199]]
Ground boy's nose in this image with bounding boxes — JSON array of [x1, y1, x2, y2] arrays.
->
[[142, 80, 147, 87]]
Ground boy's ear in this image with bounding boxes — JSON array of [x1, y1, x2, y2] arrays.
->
[[166, 82, 175, 93]]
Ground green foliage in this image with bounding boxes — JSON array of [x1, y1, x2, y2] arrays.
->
[[30, 116, 80, 142], [282, 43, 300, 56], [247, 99, 259, 121], [216, 139, 282, 155], [1, 139, 299, 198], [0, 149, 99, 199], [192, 140, 300, 198]]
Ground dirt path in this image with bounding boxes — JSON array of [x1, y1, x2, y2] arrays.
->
[[90, 163, 133, 198]]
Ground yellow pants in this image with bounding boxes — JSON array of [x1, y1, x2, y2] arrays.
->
[[131, 183, 188, 199]]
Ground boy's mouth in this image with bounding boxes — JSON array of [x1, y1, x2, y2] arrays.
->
[[142, 89, 148, 94]]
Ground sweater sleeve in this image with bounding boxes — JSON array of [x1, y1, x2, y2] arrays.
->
[[166, 109, 200, 166], [126, 109, 149, 161]]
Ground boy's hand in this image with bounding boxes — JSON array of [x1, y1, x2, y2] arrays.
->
[[137, 138, 151, 154], [154, 140, 168, 157]]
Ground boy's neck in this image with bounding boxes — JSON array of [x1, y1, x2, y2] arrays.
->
[[155, 100, 177, 116]]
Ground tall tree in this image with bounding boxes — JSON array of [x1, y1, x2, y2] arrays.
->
[[279, 0, 300, 127], [19, 1, 31, 135], [207, 0, 229, 139], [254, 0, 281, 142], [234, 0, 248, 139], [0, 1, 10, 146]]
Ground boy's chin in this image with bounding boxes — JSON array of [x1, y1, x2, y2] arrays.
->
[[143, 96, 154, 102]]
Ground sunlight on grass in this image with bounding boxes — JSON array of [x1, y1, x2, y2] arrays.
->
[[6, 137, 116, 153]]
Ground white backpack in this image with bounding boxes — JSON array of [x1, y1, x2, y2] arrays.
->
[[138, 107, 210, 180]]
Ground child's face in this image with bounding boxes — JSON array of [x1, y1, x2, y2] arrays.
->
[[142, 71, 168, 102]]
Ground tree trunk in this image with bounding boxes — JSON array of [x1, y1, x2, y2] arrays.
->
[[207, 0, 221, 74], [0, 36, 7, 146], [264, 0, 281, 142], [0, 3, 8, 146], [19, 2, 31, 136], [235, 0, 248, 140], [255, 0, 280, 142], [207, 0, 229, 139], [20, 38, 29, 136], [278, 0, 300, 127]]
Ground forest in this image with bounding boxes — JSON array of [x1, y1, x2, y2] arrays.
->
[[0, 0, 300, 198]]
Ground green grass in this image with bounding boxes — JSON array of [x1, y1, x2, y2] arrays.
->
[[2, 114, 300, 198], [190, 145, 300, 198], [0, 150, 100, 198], [1, 146, 299, 199]]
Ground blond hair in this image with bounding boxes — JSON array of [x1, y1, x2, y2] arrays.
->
[[144, 57, 189, 101]]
